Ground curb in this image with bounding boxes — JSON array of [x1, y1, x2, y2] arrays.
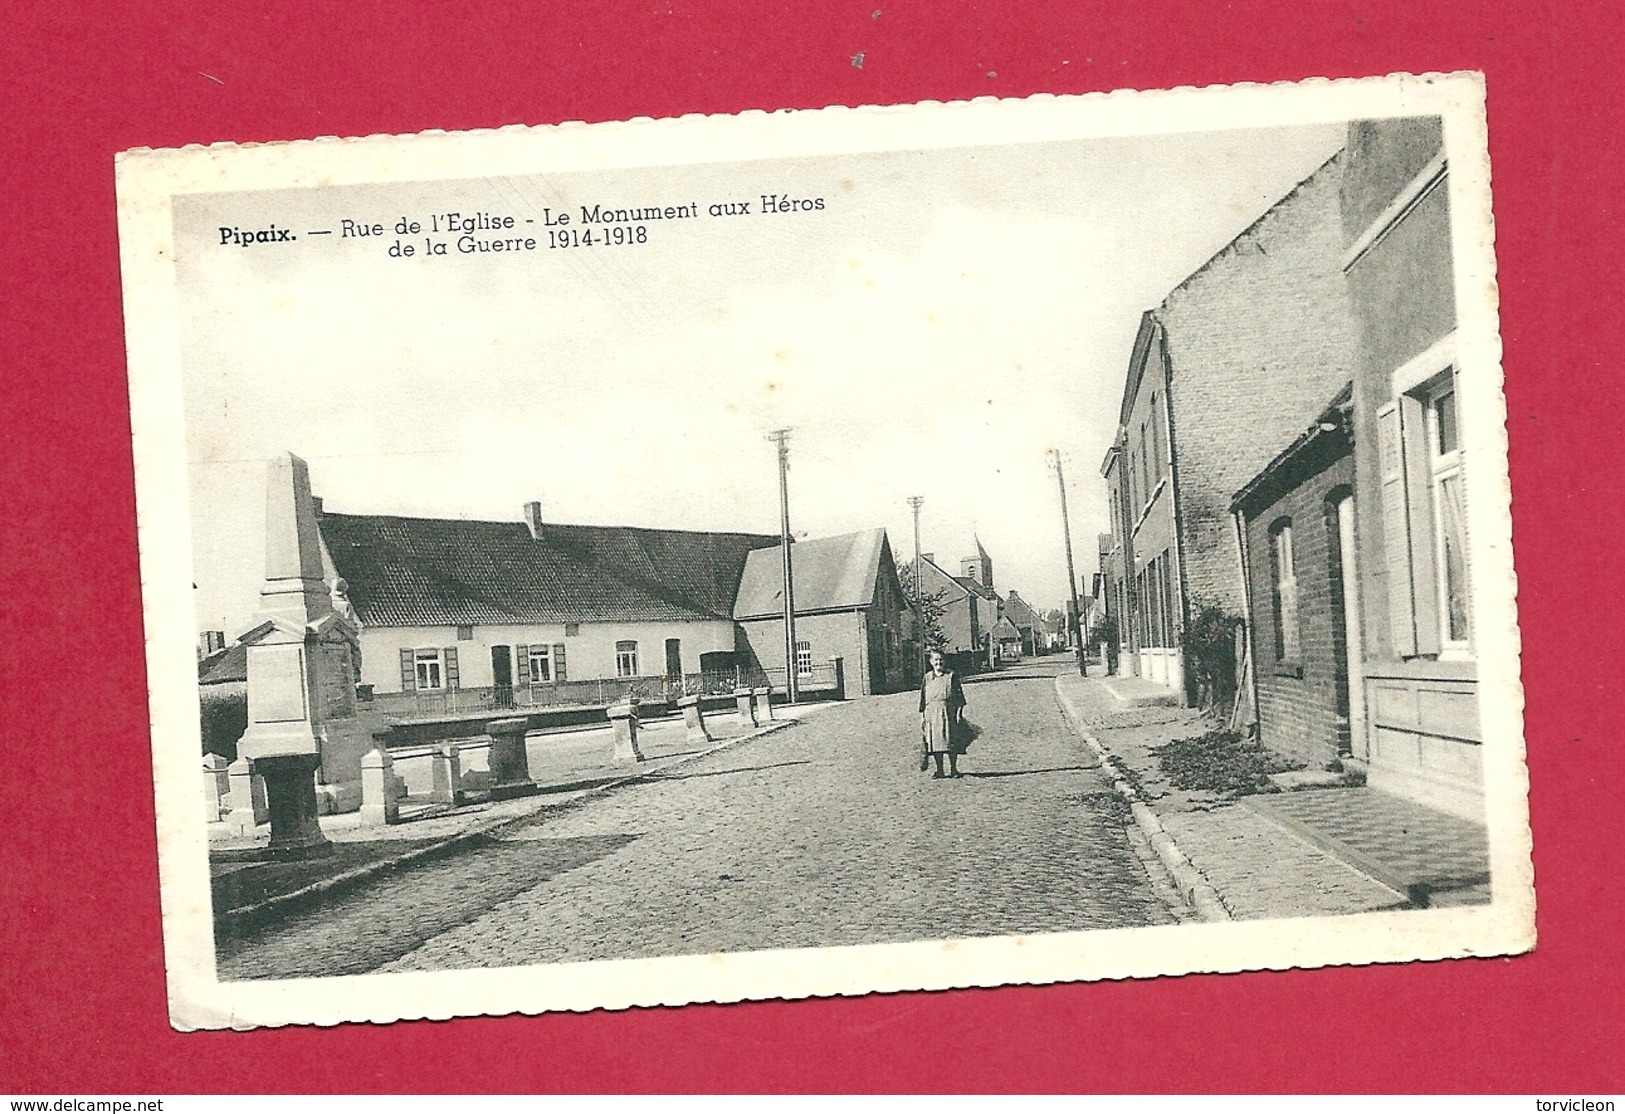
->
[[1053, 678, 1232, 923], [215, 713, 807, 938]]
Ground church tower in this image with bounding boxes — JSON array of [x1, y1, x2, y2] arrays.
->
[[959, 536, 994, 590]]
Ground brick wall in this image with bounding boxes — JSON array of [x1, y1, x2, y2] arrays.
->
[[1158, 153, 1359, 619], [1242, 449, 1356, 769], [736, 610, 869, 694]]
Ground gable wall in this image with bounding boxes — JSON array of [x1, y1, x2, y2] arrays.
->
[[1158, 154, 1359, 619]]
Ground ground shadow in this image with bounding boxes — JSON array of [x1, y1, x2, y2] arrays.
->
[[212, 837, 457, 914], [637, 759, 810, 784], [217, 831, 642, 980], [961, 765, 1096, 780]]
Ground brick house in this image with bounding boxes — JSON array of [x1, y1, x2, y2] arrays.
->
[[1101, 151, 1359, 704], [1232, 385, 1358, 769], [1341, 117, 1482, 820], [733, 528, 912, 696]]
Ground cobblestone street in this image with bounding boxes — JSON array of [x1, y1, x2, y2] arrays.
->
[[218, 658, 1179, 980]]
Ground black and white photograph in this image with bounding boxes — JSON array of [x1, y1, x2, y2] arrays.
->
[[117, 72, 1533, 1029]]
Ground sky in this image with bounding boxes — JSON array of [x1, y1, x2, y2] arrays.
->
[[178, 120, 1345, 639]]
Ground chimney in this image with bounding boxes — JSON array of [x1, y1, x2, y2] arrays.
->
[[920, 552, 934, 564], [311, 495, 323, 516], [523, 500, 543, 539]]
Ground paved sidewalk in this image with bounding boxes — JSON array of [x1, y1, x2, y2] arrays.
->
[[211, 703, 830, 930], [1056, 673, 1418, 919]]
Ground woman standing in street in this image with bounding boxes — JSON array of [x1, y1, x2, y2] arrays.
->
[[918, 647, 967, 779]]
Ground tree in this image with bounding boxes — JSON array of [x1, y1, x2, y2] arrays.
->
[[900, 578, 952, 652]]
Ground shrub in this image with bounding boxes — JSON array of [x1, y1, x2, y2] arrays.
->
[[1184, 597, 1242, 712], [1089, 615, 1120, 675], [1149, 728, 1302, 797], [200, 687, 246, 760]]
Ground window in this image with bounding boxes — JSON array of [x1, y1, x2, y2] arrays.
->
[[455, 624, 474, 641], [517, 642, 565, 684], [615, 640, 639, 678], [399, 646, 459, 691], [1149, 392, 1165, 484], [795, 639, 813, 676], [1382, 338, 1474, 659], [1269, 521, 1300, 663], [527, 644, 552, 683], [1138, 423, 1150, 508], [415, 648, 444, 690], [565, 622, 581, 637], [1426, 377, 1470, 648]]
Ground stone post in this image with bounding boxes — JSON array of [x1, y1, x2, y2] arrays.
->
[[486, 717, 538, 799], [733, 687, 757, 728], [225, 757, 269, 835], [752, 685, 774, 722], [831, 656, 847, 701], [431, 740, 464, 805], [203, 754, 231, 822], [359, 747, 399, 826], [677, 693, 711, 744], [607, 701, 643, 763]]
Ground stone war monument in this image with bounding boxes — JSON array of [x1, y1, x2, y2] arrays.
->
[[234, 453, 366, 858]]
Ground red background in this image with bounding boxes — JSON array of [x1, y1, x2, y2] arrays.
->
[[2, 0, 1617, 1093]]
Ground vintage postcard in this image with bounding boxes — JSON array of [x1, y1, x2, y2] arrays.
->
[[117, 71, 1533, 1030]]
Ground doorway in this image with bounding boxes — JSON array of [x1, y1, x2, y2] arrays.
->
[[664, 638, 682, 682], [1332, 494, 1365, 759], [491, 644, 513, 707]]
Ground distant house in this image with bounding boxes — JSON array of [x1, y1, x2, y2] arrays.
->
[[900, 552, 988, 657], [989, 616, 1023, 663], [733, 528, 911, 697], [1002, 590, 1043, 657], [1101, 151, 1358, 704], [1232, 384, 1357, 769], [317, 498, 779, 705]]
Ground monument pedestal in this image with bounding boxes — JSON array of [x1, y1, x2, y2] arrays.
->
[[752, 686, 774, 722], [257, 753, 332, 858], [486, 717, 538, 799]]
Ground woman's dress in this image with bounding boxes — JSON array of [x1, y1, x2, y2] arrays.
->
[[920, 670, 961, 755]]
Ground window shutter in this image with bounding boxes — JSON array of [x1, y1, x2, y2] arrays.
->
[[553, 643, 567, 681], [1377, 402, 1418, 656], [443, 647, 459, 689], [516, 644, 530, 684], [1402, 394, 1442, 658], [399, 648, 416, 692]]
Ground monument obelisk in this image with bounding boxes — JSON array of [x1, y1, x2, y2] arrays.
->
[[235, 453, 359, 858]]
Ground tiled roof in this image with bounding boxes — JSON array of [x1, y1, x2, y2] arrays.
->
[[953, 575, 999, 602], [319, 513, 778, 628], [1004, 593, 1042, 628], [733, 528, 890, 619], [901, 556, 971, 600], [198, 641, 247, 685]]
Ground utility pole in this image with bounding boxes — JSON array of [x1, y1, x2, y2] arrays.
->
[[1049, 449, 1087, 677], [906, 495, 925, 678], [768, 429, 799, 703]]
